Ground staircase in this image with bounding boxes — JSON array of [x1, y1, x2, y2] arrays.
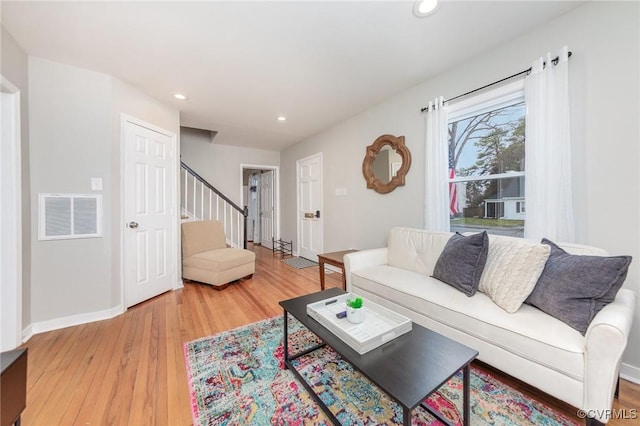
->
[[180, 161, 248, 249]]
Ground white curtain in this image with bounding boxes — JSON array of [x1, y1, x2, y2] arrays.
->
[[424, 96, 450, 232], [524, 46, 574, 242]]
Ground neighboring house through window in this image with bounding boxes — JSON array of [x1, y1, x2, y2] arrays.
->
[[447, 80, 525, 237]]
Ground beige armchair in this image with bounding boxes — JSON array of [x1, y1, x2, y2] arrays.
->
[[181, 220, 255, 290]]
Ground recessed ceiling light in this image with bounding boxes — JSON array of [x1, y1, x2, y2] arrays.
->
[[174, 93, 188, 100], [413, 0, 438, 17], [277, 116, 287, 122]]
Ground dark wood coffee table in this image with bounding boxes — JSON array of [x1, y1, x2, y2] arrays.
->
[[279, 288, 478, 426]]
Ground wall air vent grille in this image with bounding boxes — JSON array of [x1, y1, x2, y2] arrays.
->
[[38, 193, 102, 240]]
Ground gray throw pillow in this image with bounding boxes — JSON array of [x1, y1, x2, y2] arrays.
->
[[525, 238, 632, 335], [432, 231, 489, 297]]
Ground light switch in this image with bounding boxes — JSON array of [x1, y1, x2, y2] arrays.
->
[[335, 187, 349, 196], [91, 177, 103, 191]]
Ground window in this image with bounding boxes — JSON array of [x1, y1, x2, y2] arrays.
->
[[38, 193, 102, 240], [447, 81, 525, 237]]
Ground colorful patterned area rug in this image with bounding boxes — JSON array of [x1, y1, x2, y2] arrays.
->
[[184, 316, 579, 426]]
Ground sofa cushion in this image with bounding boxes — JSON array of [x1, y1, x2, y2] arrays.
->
[[556, 242, 609, 256], [351, 265, 585, 380], [525, 238, 632, 335], [184, 248, 255, 271], [477, 234, 551, 313], [432, 231, 489, 296], [387, 227, 453, 276]]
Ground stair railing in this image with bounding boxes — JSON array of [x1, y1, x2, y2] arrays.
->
[[180, 161, 248, 249]]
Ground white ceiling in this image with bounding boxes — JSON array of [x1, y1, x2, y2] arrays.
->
[[1, 1, 583, 151]]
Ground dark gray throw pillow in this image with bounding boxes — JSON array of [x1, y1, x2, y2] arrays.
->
[[432, 231, 489, 297], [525, 238, 632, 335]]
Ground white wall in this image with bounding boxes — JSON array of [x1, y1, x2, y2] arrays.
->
[[28, 57, 180, 327], [180, 127, 280, 207], [280, 2, 640, 374], [29, 57, 113, 323]]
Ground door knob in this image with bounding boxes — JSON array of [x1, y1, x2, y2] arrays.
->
[[128, 221, 139, 229]]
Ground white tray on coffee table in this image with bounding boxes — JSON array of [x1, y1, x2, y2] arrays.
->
[[306, 293, 412, 354]]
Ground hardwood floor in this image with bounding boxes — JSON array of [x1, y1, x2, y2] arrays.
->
[[20, 244, 640, 425]]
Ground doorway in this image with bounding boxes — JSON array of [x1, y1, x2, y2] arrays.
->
[[296, 153, 323, 260], [1, 77, 22, 351], [240, 165, 279, 250], [122, 115, 177, 307]]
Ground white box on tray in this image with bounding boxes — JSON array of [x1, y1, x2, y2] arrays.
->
[[306, 293, 412, 355]]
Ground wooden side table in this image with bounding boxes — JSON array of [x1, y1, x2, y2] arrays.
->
[[317, 249, 359, 290]]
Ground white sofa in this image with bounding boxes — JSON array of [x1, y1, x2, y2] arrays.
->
[[344, 227, 636, 425]]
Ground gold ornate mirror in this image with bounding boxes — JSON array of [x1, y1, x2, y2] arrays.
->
[[362, 134, 411, 194]]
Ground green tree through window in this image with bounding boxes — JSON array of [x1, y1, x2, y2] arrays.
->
[[447, 90, 526, 237]]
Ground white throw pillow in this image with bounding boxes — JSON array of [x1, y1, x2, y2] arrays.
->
[[478, 234, 551, 313]]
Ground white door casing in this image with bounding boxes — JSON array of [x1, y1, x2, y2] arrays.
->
[[123, 117, 177, 307], [0, 78, 22, 351], [260, 170, 274, 249], [297, 153, 323, 260]]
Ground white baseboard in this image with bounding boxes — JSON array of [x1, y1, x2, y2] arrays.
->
[[621, 362, 640, 384], [30, 304, 125, 335], [22, 323, 33, 343]]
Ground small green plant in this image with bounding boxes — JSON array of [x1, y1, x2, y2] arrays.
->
[[347, 296, 363, 309]]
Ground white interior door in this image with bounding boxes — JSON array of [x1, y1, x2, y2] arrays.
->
[[123, 118, 176, 307], [260, 171, 274, 249], [0, 82, 22, 351], [297, 153, 322, 260], [251, 173, 261, 243]]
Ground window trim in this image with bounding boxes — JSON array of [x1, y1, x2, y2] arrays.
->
[[447, 79, 525, 124], [449, 171, 525, 183], [447, 80, 526, 231]]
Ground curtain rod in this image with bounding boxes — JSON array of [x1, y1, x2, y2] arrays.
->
[[420, 51, 572, 113]]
